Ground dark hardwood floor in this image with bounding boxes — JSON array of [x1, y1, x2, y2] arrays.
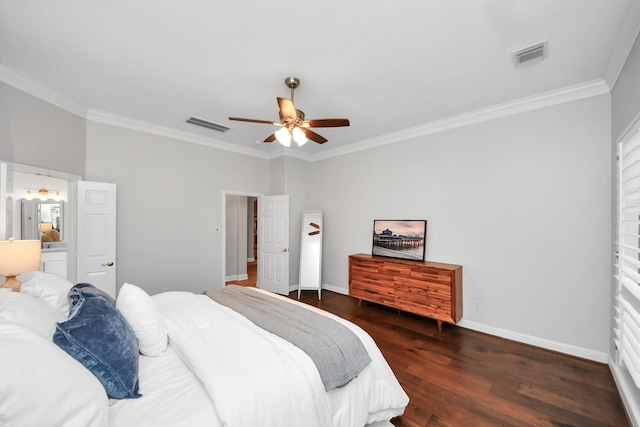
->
[[290, 290, 630, 427]]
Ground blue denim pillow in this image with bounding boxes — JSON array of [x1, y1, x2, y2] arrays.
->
[[53, 283, 141, 399]]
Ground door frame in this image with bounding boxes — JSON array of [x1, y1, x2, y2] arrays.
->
[[0, 161, 81, 281], [221, 190, 263, 288]]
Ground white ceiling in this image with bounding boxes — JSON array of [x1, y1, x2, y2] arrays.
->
[[1, 1, 638, 159]]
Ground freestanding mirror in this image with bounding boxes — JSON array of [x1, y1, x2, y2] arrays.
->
[[298, 211, 323, 299], [22, 199, 65, 245]]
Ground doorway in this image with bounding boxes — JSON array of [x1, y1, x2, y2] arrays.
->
[[223, 192, 260, 288]]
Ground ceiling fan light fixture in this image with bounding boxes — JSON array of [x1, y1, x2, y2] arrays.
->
[[292, 127, 308, 146], [228, 76, 350, 146], [275, 127, 291, 147]]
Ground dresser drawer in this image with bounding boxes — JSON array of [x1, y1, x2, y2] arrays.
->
[[380, 263, 411, 277], [350, 280, 394, 305], [395, 278, 451, 300], [350, 259, 380, 274], [410, 267, 452, 283]]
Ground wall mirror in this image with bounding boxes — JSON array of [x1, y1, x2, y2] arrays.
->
[[21, 199, 65, 245]]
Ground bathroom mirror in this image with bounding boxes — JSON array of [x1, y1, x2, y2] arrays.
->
[[21, 199, 64, 244]]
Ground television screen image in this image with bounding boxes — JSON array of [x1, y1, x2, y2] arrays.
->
[[372, 220, 427, 261]]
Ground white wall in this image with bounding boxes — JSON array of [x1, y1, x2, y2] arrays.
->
[[308, 94, 612, 360], [0, 82, 86, 176], [84, 121, 271, 295], [281, 156, 315, 290]]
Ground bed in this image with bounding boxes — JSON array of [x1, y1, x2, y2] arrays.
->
[[0, 271, 409, 427]]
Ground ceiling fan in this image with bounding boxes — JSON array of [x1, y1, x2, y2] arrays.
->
[[229, 77, 350, 147]]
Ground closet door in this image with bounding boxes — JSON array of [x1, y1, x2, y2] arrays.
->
[[76, 181, 117, 298]]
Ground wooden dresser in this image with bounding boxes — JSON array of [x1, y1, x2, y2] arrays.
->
[[348, 253, 462, 330]]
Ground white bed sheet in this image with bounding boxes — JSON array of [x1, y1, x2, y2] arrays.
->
[[151, 289, 408, 427], [109, 345, 221, 427]]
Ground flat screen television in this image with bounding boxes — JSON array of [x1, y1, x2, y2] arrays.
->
[[372, 220, 427, 261]]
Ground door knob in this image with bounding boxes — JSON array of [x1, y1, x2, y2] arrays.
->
[[102, 261, 114, 267], [281, 248, 288, 253]]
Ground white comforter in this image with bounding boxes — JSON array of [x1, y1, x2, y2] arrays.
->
[[151, 289, 408, 427], [109, 345, 221, 427]]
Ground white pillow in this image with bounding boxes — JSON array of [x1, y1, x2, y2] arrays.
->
[[0, 321, 109, 427], [117, 283, 168, 356], [0, 290, 66, 338], [19, 270, 73, 315]]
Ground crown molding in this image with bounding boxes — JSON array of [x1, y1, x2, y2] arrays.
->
[[268, 146, 315, 162], [0, 64, 87, 118], [0, 65, 276, 160], [311, 79, 611, 162], [0, 64, 611, 163], [86, 109, 273, 160]]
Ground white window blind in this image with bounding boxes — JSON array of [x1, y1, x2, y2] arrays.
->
[[616, 126, 640, 388]]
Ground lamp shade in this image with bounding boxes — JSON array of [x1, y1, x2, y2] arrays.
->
[[292, 127, 308, 146], [0, 240, 41, 290], [275, 127, 292, 147], [39, 223, 53, 233]]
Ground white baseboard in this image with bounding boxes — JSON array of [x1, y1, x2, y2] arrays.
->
[[321, 283, 348, 295], [225, 273, 248, 282], [289, 283, 348, 295], [457, 319, 609, 363]]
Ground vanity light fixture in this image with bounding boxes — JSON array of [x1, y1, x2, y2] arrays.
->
[[53, 191, 61, 201], [38, 189, 49, 201], [25, 190, 33, 201]]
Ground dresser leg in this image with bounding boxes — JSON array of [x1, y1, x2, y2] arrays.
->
[[437, 320, 443, 331]]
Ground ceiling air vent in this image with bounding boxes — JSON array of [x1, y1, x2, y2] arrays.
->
[[512, 41, 548, 67], [186, 117, 230, 132]]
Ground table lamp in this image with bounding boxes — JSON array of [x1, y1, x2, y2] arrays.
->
[[0, 239, 42, 292]]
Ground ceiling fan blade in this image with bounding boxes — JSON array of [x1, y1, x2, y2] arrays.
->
[[263, 133, 277, 143], [277, 97, 297, 120], [305, 118, 350, 128], [228, 117, 279, 125], [301, 128, 328, 144]]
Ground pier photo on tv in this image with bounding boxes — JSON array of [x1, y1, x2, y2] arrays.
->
[[372, 220, 427, 261]]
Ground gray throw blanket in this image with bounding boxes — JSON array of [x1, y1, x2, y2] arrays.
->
[[204, 285, 371, 391]]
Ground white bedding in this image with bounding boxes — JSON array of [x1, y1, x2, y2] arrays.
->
[[152, 289, 409, 427], [109, 345, 221, 427], [1, 276, 408, 427]]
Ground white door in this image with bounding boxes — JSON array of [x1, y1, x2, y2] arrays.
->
[[258, 195, 289, 295], [76, 181, 117, 298]]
